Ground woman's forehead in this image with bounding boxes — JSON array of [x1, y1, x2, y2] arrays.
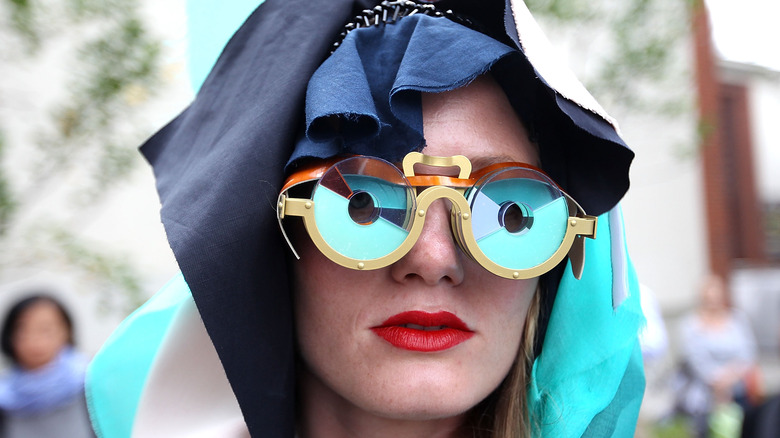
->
[[421, 75, 539, 167]]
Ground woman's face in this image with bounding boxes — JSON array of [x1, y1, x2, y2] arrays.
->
[[12, 300, 70, 370], [293, 75, 539, 428], [700, 276, 729, 311]]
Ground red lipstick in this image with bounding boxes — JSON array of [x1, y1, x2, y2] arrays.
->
[[371, 311, 474, 352]]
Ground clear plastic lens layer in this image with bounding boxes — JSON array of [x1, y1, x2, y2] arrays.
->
[[466, 168, 568, 270], [312, 157, 415, 260]]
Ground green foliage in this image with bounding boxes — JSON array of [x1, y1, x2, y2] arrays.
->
[[594, 0, 686, 103], [648, 415, 694, 438], [0, 0, 162, 315], [36, 226, 145, 314], [5, 0, 39, 49], [66, 0, 132, 19], [35, 5, 161, 199], [3, 0, 161, 172], [0, 131, 16, 236], [765, 203, 780, 260], [527, 0, 694, 116], [525, 0, 595, 22]]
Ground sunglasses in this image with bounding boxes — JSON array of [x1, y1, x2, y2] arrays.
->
[[277, 152, 597, 280]]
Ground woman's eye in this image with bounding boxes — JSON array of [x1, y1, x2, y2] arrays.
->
[[499, 201, 533, 234], [348, 191, 380, 225]]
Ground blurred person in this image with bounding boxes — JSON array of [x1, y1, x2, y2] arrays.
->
[[0, 294, 94, 438], [674, 275, 760, 437], [739, 298, 780, 438]]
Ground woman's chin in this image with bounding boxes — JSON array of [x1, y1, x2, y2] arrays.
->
[[353, 380, 490, 423], [370, 403, 473, 423]]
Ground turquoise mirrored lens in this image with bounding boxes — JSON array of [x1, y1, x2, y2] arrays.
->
[[467, 168, 568, 270], [312, 157, 415, 260]]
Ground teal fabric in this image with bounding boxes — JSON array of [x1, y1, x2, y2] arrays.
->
[[185, 0, 265, 92], [528, 207, 645, 437], [582, 343, 645, 437], [85, 273, 192, 438]]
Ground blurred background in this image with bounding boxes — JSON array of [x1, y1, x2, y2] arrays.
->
[[0, 0, 778, 436]]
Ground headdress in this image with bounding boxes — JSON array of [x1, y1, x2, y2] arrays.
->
[[87, 1, 645, 436]]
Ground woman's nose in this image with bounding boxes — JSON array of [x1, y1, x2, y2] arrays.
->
[[390, 199, 465, 286]]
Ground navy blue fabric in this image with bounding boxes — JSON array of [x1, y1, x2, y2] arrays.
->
[[290, 15, 516, 165], [288, 12, 633, 216], [140, 1, 365, 435]]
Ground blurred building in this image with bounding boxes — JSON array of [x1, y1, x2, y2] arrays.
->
[[532, 0, 780, 423], [712, 56, 780, 356], [693, 2, 780, 358]]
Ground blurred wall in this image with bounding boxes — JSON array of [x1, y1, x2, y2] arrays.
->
[[0, 0, 192, 358]]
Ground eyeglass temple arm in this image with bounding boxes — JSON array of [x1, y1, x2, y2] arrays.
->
[[277, 189, 317, 261], [564, 194, 598, 280]]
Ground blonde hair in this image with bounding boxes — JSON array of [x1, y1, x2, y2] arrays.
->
[[469, 287, 541, 438]]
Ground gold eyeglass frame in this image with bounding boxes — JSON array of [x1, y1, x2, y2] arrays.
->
[[277, 152, 597, 280]]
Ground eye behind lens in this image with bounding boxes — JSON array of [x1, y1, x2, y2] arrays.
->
[[348, 190, 381, 225], [498, 201, 534, 234]]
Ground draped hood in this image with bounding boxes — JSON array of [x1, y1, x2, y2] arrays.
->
[[86, 1, 645, 437]]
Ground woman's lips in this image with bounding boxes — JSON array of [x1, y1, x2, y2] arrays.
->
[[371, 311, 474, 352]]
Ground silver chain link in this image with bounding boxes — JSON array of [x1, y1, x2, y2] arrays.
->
[[331, 1, 472, 53]]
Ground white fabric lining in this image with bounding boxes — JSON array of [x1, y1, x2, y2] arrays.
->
[[132, 295, 248, 438], [508, 0, 622, 135]]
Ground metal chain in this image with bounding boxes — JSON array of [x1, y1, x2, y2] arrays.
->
[[331, 1, 473, 53]]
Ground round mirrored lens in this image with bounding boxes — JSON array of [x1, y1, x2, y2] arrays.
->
[[312, 157, 415, 260], [467, 167, 568, 270]]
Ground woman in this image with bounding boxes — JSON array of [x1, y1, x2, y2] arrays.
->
[[87, 1, 645, 437], [676, 275, 759, 437], [0, 295, 93, 438]]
